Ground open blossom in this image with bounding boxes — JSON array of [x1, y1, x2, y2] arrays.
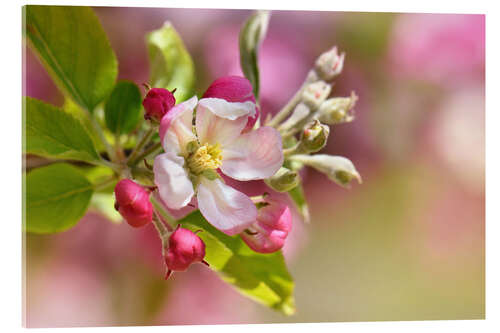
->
[[240, 199, 292, 253], [153, 95, 283, 235]]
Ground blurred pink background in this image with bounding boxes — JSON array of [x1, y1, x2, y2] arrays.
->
[[24, 8, 484, 327]]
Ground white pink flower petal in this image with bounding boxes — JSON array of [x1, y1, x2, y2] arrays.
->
[[220, 126, 284, 181], [197, 177, 257, 236], [159, 96, 198, 154], [153, 152, 195, 210], [196, 98, 254, 145]]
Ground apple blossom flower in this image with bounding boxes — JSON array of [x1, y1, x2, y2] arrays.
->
[[240, 199, 292, 253], [142, 88, 176, 121], [165, 226, 207, 279], [202, 76, 260, 132], [153, 95, 283, 235], [114, 179, 153, 228]]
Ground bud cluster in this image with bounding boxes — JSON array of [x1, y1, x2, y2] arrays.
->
[[265, 45, 361, 193], [114, 178, 208, 279]]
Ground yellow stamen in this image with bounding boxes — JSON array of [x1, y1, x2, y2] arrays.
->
[[187, 143, 223, 175]]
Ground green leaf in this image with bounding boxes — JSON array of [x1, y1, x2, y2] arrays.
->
[[90, 193, 122, 224], [146, 22, 195, 102], [25, 163, 94, 233], [25, 5, 118, 111], [179, 211, 295, 315], [288, 183, 310, 223], [63, 98, 106, 153], [104, 81, 142, 134], [80, 165, 116, 193], [25, 97, 101, 163], [239, 10, 270, 101]]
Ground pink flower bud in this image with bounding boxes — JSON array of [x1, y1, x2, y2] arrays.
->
[[240, 199, 292, 254], [142, 88, 176, 122], [202, 76, 260, 132], [165, 226, 207, 279], [114, 179, 153, 228]]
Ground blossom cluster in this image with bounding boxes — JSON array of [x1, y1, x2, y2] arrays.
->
[[114, 46, 360, 279]]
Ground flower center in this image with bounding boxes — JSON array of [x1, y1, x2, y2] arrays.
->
[[186, 143, 223, 175]]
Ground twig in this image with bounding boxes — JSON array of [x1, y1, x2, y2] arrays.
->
[[126, 128, 155, 165]]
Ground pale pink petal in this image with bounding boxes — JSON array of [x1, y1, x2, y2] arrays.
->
[[220, 126, 284, 181], [195, 98, 255, 146], [159, 96, 198, 153], [153, 192, 197, 220], [197, 178, 257, 236], [153, 153, 194, 210]]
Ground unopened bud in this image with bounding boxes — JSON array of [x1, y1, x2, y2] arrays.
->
[[114, 179, 153, 227], [165, 226, 208, 279], [265, 167, 299, 192], [299, 120, 330, 153], [241, 199, 292, 254], [315, 46, 345, 81], [143, 88, 176, 122], [317, 92, 358, 125], [202, 76, 259, 132], [302, 80, 331, 110], [279, 103, 310, 132], [290, 154, 361, 188]]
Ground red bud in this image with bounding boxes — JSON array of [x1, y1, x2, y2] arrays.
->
[[202, 76, 260, 132], [165, 226, 207, 279], [114, 179, 153, 228], [142, 88, 176, 122]]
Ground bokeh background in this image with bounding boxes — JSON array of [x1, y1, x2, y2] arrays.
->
[[24, 8, 485, 327]]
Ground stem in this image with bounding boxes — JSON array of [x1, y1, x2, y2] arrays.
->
[[287, 154, 311, 164], [283, 143, 304, 157], [114, 134, 125, 162], [127, 128, 155, 165], [156, 211, 174, 232], [87, 111, 115, 162], [267, 70, 317, 128], [150, 194, 175, 231], [280, 109, 319, 140], [93, 176, 117, 191], [267, 89, 304, 128], [129, 142, 162, 166], [152, 213, 170, 257], [152, 213, 169, 238]]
